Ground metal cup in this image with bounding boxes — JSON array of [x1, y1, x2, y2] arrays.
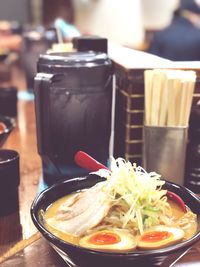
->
[[143, 126, 188, 185]]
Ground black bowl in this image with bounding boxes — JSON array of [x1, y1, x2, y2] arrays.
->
[[0, 49, 9, 62], [0, 53, 9, 62], [0, 115, 15, 147], [31, 175, 200, 267]]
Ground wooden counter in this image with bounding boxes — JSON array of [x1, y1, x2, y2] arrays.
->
[[0, 63, 42, 258]]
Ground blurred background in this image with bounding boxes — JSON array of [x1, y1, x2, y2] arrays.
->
[[0, 0, 200, 91], [0, 0, 180, 49]]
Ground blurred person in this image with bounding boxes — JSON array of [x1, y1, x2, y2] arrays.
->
[[141, 0, 179, 30], [0, 21, 22, 52], [0, 36, 22, 52], [147, 0, 200, 61], [42, 0, 79, 43], [42, 0, 74, 28], [0, 21, 11, 36]]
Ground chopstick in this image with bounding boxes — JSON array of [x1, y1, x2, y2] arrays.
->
[[0, 232, 41, 264], [178, 81, 188, 126], [158, 72, 168, 126], [144, 70, 153, 125], [167, 78, 176, 126], [151, 72, 162, 126], [144, 69, 196, 127]]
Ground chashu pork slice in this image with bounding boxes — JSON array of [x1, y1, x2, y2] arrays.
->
[[56, 182, 106, 220], [46, 182, 111, 236]]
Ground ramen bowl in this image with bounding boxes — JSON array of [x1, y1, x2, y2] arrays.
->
[[0, 115, 15, 147], [31, 175, 200, 267]]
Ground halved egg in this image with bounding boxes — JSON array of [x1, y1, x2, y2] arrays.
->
[[137, 226, 185, 250], [79, 229, 137, 252]]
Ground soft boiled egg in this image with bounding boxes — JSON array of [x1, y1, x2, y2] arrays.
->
[[79, 229, 137, 252], [137, 226, 185, 250]]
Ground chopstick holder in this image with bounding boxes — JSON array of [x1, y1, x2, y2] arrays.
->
[[143, 69, 196, 185]]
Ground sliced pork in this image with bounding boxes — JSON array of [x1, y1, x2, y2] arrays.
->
[[47, 182, 111, 236]]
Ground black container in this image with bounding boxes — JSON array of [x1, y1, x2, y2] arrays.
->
[[73, 35, 108, 53], [185, 104, 200, 193], [0, 87, 18, 117], [0, 149, 20, 216], [34, 52, 113, 186]]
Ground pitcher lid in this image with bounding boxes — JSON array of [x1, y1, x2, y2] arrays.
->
[[38, 51, 111, 68]]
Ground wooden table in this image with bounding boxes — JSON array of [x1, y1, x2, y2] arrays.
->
[[0, 63, 42, 257], [0, 63, 199, 266]]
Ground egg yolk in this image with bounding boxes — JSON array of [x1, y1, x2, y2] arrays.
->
[[88, 232, 121, 245], [140, 231, 173, 243]]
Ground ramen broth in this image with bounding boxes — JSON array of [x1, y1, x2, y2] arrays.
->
[[44, 191, 198, 249]]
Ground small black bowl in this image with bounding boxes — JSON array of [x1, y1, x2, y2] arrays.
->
[[0, 115, 15, 147], [0, 49, 9, 62], [31, 175, 200, 267], [0, 149, 20, 216], [0, 53, 9, 62]]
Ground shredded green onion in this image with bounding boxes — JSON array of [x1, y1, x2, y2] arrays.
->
[[92, 158, 170, 234]]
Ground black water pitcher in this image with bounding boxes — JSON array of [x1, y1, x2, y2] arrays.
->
[[34, 52, 113, 186]]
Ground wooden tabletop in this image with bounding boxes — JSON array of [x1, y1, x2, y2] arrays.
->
[[0, 62, 42, 258], [0, 62, 199, 266]]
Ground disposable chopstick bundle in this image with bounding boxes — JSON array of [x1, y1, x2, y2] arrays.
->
[[144, 69, 196, 127]]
